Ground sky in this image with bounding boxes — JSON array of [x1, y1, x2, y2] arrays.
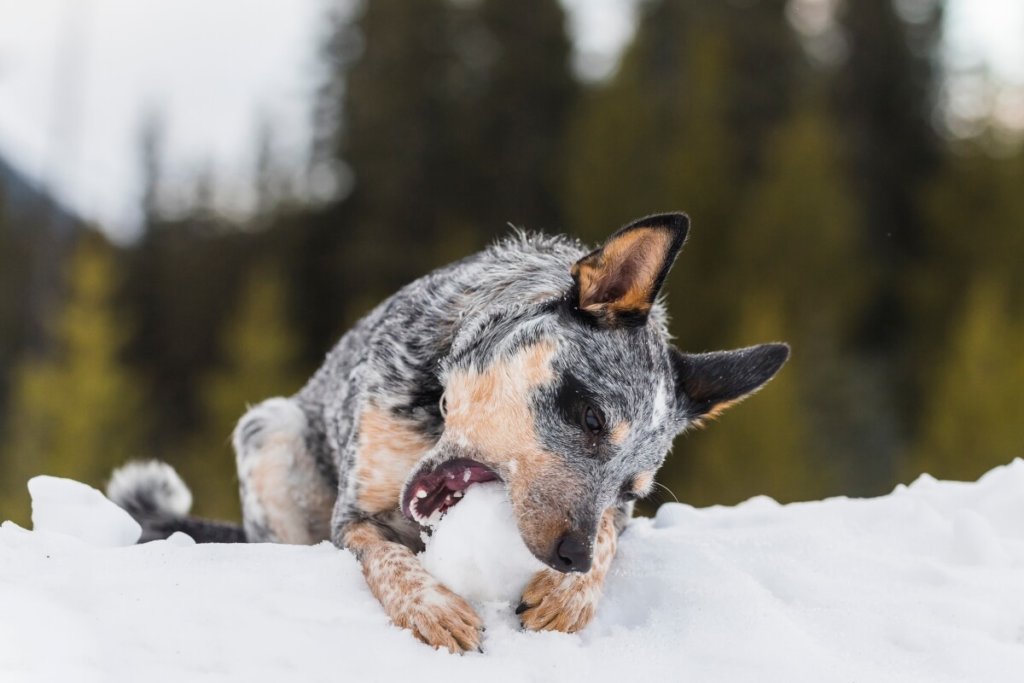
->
[[0, 0, 1020, 239]]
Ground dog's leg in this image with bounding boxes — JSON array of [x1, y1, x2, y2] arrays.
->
[[341, 519, 483, 653], [234, 398, 335, 544], [517, 506, 620, 633]]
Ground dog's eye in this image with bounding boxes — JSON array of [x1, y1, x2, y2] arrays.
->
[[620, 481, 639, 501], [581, 405, 605, 435]]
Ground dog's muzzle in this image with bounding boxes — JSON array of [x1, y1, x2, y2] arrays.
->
[[401, 457, 500, 525]]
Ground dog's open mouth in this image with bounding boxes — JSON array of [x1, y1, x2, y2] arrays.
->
[[401, 458, 501, 526]]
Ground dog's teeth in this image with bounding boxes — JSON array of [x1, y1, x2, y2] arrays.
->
[[453, 490, 463, 498], [463, 470, 472, 483], [415, 489, 427, 499]]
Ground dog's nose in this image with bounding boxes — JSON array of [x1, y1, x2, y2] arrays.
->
[[551, 532, 592, 573]]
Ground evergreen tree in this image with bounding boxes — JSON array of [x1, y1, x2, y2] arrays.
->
[[0, 234, 146, 525], [728, 85, 889, 495], [563, 0, 802, 349], [314, 0, 578, 325], [832, 0, 945, 423], [175, 266, 304, 520], [916, 143, 1024, 322], [833, 0, 943, 269], [0, 185, 26, 430], [452, 0, 576, 235], [909, 278, 1024, 482], [121, 116, 253, 453], [667, 295, 829, 506], [328, 0, 463, 311], [907, 143, 1024, 480]]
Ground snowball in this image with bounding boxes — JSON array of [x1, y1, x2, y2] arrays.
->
[[419, 482, 544, 605], [28, 475, 141, 547]]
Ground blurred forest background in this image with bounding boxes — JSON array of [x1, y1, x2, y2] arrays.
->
[[1, 0, 1022, 525]]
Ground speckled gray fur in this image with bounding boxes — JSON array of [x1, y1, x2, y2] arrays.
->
[[115, 213, 789, 574]]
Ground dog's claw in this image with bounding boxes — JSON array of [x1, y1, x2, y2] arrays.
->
[[517, 568, 600, 634], [392, 583, 483, 653]]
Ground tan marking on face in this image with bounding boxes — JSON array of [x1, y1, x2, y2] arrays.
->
[[343, 521, 482, 652], [443, 339, 577, 552], [443, 339, 555, 467], [572, 227, 674, 318], [353, 407, 436, 513], [519, 507, 619, 633], [610, 421, 630, 445], [632, 471, 655, 497]]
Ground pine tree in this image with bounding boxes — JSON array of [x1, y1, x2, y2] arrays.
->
[[833, 0, 943, 269], [725, 84, 888, 495], [0, 234, 146, 525], [452, 0, 576, 235], [175, 266, 304, 520], [831, 0, 945, 457], [909, 278, 1024, 482], [667, 295, 829, 506], [563, 0, 802, 349], [316, 0, 578, 321]]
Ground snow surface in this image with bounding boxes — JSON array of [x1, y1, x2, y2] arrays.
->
[[4, 462, 1024, 682]]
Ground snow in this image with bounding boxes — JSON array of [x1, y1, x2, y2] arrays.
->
[[27, 476, 141, 548], [3, 461, 1024, 682], [419, 482, 544, 604]]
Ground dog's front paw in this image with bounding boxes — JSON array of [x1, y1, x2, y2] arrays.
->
[[393, 582, 483, 653], [516, 568, 602, 633]]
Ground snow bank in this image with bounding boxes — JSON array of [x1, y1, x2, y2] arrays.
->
[[4, 461, 1024, 682]]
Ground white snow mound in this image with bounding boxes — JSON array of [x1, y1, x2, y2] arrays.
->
[[27, 475, 141, 547], [2, 460, 1024, 682]]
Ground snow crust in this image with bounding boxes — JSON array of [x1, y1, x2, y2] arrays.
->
[[4, 461, 1024, 682]]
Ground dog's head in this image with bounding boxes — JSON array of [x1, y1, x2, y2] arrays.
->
[[402, 213, 789, 572]]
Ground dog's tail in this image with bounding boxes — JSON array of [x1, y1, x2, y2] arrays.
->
[[107, 460, 246, 543]]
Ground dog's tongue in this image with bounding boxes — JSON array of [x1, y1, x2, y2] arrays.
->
[[402, 458, 499, 526]]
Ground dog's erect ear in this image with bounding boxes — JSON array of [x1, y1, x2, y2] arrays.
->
[[670, 343, 790, 423], [570, 213, 689, 326]]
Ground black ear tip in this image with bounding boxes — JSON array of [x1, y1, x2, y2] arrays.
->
[[664, 212, 690, 241], [623, 212, 690, 239], [666, 212, 690, 231], [762, 342, 791, 369]]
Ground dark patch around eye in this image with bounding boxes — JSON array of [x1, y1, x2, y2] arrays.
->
[[557, 370, 602, 436], [555, 373, 600, 428], [620, 479, 639, 501]]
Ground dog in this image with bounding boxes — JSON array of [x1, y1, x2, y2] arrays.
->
[[108, 212, 789, 652]]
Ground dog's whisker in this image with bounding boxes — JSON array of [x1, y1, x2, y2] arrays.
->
[[654, 481, 680, 504]]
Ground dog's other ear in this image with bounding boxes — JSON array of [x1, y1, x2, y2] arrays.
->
[[570, 213, 689, 326], [670, 343, 790, 423]]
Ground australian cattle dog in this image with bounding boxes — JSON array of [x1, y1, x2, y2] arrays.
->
[[109, 212, 789, 652]]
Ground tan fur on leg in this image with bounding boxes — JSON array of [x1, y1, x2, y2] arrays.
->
[[518, 507, 618, 633], [344, 521, 483, 653]]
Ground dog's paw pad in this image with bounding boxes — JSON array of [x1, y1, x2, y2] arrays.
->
[[396, 583, 483, 653], [517, 568, 599, 634]]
